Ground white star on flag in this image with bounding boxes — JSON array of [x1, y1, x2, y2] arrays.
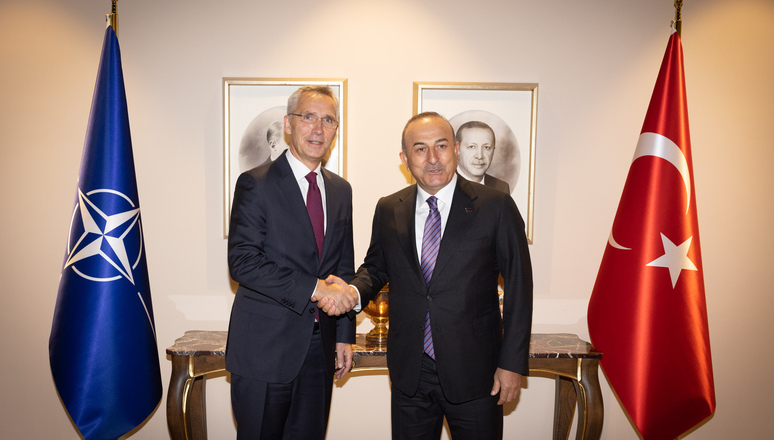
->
[[647, 233, 698, 288], [64, 189, 140, 285], [50, 26, 162, 440], [588, 32, 714, 440]]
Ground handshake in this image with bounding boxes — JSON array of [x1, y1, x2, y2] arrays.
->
[[312, 275, 358, 316]]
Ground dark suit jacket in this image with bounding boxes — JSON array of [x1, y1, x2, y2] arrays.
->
[[351, 177, 532, 403], [226, 152, 355, 383], [483, 173, 511, 195]]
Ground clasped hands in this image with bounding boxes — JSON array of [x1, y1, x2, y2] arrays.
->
[[312, 275, 358, 316]]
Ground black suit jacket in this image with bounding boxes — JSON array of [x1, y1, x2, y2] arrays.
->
[[226, 152, 355, 383], [483, 173, 511, 195], [351, 177, 532, 403]]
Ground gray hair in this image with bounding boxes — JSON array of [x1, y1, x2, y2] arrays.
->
[[287, 85, 339, 120]]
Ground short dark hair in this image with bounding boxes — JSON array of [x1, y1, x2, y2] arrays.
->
[[455, 120, 496, 149], [401, 112, 455, 154]]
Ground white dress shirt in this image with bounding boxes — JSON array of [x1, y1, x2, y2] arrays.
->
[[354, 175, 458, 310], [285, 151, 327, 301], [457, 167, 484, 185], [285, 151, 327, 232], [414, 175, 457, 256]]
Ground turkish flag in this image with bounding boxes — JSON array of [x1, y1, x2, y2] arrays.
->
[[587, 32, 715, 440]]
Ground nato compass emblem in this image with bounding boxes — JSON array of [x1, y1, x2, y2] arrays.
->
[[64, 188, 145, 284]]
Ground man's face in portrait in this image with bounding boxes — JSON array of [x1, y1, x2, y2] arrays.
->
[[457, 127, 495, 180]]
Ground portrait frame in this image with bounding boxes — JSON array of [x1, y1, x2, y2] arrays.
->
[[222, 78, 347, 237], [413, 82, 537, 243]]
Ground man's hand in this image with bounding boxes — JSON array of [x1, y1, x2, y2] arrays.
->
[[325, 274, 351, 289], [334, 343, 353, 379], [317, 275, 355, 314], [313, 277, 357, 316], [491, 368, 523, 405], [316, 275, 357, 315]]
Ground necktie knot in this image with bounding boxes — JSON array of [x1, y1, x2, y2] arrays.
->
[[305, 171, 318, 189], [427, 196, 438, 211]]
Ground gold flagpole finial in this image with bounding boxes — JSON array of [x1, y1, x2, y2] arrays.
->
[[672, 0, 683, 37], [107, 0, 118, 36]]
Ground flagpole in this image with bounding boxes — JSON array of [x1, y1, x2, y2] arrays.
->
[[50, 8, 163, 437], [107, 0, 118, 36], [673, 0, 683, 37]]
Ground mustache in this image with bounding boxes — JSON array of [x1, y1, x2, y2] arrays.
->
[[424, 164, 445, 172]]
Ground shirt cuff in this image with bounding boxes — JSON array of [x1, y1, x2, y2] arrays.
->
[[350, 284, 362, 312]]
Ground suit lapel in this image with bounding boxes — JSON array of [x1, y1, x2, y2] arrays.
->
[[394, 186, 423, 282], [320, 168, 339, 262], [273, 154, 318, 261], [431, 179, 477, 284]]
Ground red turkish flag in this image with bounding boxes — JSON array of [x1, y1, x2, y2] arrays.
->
[[587, 32, 715, 440]]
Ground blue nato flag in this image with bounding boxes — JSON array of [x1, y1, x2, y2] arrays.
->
[[49, 25, 162, 440]]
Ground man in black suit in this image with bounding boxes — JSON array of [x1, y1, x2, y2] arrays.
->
[[324, 112, 532, 439], [456, 120, 511, 194], [226, 85, 358, 440]]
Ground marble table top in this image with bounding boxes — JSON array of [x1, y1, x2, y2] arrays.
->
[[167, 330, 601, 359]]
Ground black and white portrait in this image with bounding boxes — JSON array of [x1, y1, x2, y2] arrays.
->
[[223, 79, 346, 236], [450, 112, 520, 195], [414, 82, 537, 242], [238, 106, 291, 171]]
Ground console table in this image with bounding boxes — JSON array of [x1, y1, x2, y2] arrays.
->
[[166, 331, 602, 440]]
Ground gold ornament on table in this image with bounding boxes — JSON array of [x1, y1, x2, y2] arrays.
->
[[363, 284, 389, 348]]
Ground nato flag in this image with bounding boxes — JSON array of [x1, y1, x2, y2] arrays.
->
[[49, 25, 162, 440]]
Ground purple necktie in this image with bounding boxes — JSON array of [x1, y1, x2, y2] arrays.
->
[[305, 172, 324, 260], [420, 196, 441, 359], [306, 172, 324, 322]]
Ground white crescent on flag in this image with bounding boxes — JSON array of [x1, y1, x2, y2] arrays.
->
[[608, 132, 691, 250], [632, 132, 691, 212]]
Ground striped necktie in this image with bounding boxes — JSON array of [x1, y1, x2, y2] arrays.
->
[[420, 196, 440, 359]]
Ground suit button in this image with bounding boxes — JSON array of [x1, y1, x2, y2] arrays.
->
[[426, 295, 432, 301], [309, 308, 315, 314]]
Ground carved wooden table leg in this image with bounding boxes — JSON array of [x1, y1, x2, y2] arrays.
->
[[167, 331, 603, 440], [553, 375, 578, 440], [166, 355, 210, 440], [575, 358, 603, 440], [167, 355, 190, 440], [188, 374, 208, 439], [167, 331, 228, 440]]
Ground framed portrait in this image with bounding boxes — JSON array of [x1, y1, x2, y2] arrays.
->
[[413, 82, 537, 243], [222, 78, 347, 237]]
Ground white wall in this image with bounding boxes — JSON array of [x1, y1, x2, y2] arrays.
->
[[1, 0, 773, 438]]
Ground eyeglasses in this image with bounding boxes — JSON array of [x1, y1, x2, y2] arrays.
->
[[288, 113, 339, 129]]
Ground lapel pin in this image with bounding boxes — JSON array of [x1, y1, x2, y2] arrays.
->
[[465, 208, 472, 213]]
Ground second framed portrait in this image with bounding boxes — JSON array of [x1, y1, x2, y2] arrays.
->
[[414, 82, 537, 243], [222, 78, 347, 237]]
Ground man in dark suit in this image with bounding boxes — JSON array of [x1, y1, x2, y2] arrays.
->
[[324, 112, 533, 439], [456, 120, 511, 195], [226, 85, 358, 440], [483, 173, 511, 194]]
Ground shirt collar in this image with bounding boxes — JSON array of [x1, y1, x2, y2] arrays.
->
[[285, 150, 322, 182], [416, 174, 457, 210], [456, 167, 484, 184]]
